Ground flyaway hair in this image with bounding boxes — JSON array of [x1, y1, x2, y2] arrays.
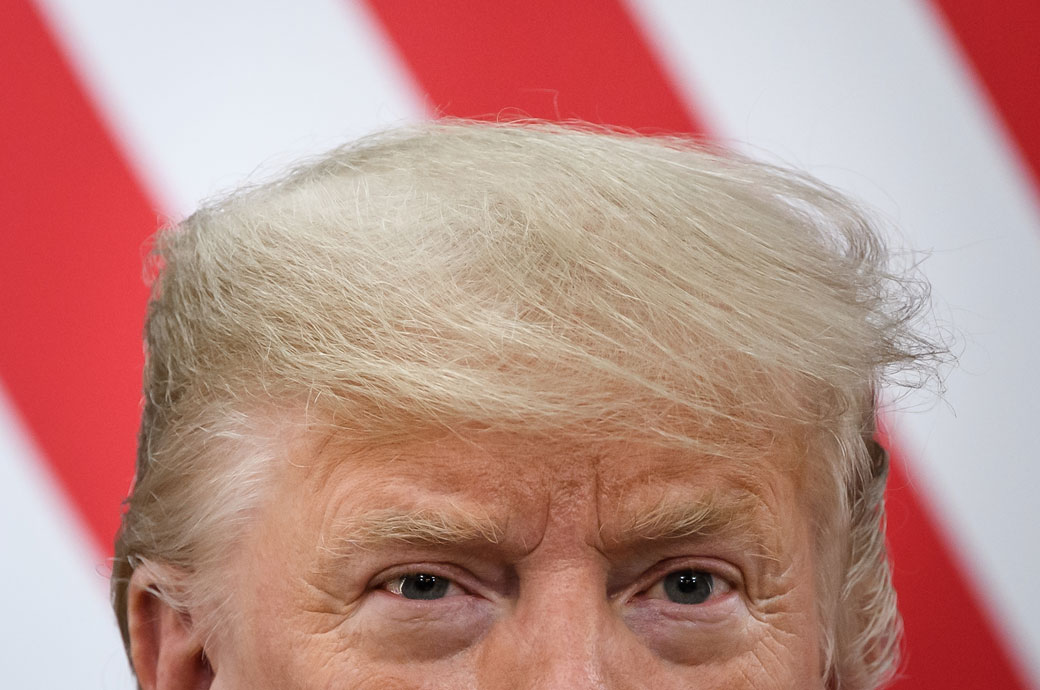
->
[[113, 121, 944, 690]]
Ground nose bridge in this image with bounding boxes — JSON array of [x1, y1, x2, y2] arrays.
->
[[485, 461, 625, 689], [533, 595, 607, 688], [498, 570, 615, 690]]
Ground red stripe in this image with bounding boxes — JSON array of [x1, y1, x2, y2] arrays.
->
[[0, 0, 157, 552], [362, 0, 703, 134], [884, 432, 1033, 689], [3, 1, 1031, 685], [365, 2, 1031, 687], [884, 3, 1040, 683], [930, 0, 1040, 193]]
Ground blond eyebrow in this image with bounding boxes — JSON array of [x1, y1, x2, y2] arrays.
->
[[612, 492, 778, 557], [321, 507, 504, 555]]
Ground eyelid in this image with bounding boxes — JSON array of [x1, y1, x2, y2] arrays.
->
[[627, 558, 743, 603], [642, 569, 733, 602], [384, 573, 466, 598], [371, 563, 480, 599]]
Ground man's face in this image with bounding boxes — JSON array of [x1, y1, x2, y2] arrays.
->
[[210, 433, 824, 689]]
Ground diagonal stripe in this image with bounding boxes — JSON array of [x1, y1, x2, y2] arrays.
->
[[366, 2, 1033, 687], [35, 0, 426, 218], [0, 0, 157, 553], [0, 386, 133, 688], [929, 0, 1040, 193], [883, 430, 1034, 689], [8, 0, 1034, 686], [360, 0, 703, 134]]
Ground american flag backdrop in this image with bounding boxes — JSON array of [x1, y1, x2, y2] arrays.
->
[[1, 1, 1038, 688]]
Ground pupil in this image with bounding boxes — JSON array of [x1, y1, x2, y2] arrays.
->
[[400, 573, 449, 600], [663, 569, 714, 605]]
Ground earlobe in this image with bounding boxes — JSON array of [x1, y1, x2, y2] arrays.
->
[[128, 568, 214, 690]]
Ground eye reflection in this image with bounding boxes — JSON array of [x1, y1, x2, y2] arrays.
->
[[388, 573, 453, 600], [659, 569, 715, 605]]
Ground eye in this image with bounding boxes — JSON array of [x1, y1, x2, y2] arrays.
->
[[644, 569, 729, 605], [384, 572, 461, 600]]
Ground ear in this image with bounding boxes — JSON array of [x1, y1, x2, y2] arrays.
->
[[127, 567, 215, 690]]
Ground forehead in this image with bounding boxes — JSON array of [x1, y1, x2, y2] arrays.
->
[[303, 431, 788, 491], [280, 432, 803, 551]]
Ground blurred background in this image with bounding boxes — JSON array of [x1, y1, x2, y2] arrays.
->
[[1, 1, 1037, 687]]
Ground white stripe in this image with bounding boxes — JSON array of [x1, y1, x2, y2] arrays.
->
[[28, 0, 1040, 682], [0, 386, 133, 689], [18, 2, 424, 685], [629, 0, 1040, 676], [33, 0, 426, 217]]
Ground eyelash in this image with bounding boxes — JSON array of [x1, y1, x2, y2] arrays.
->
[[383, 572, 467, 599], [376, 561, 738, 607], [640, 568, 733, 605], [374, 564, 476, 601]]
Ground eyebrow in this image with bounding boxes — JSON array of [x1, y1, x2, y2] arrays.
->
[[316, 493, 779, 567], [610, 491, 779, 558], [321, 506, 505, 556]]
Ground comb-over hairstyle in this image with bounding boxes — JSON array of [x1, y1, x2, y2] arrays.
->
[[113, 121, 941, 689]]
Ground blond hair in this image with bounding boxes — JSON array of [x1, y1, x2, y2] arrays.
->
[[113, 121, 941, 689]]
